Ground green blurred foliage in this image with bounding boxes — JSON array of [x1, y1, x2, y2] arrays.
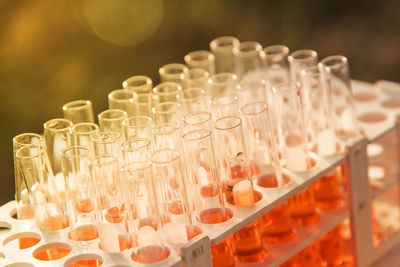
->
[[1, 0, 400, 204]]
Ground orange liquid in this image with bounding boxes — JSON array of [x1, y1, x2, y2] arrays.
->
[[34, 247, 71, 261], [139, 217, 158, 230], [287, 187, 320, 226], [296, 241, 321, 267], [67, 259, 103, 267], [261, 203, 296, 244], [186, 225, 203, 241], [319, 225, 344, 266], [131, 245, 170, 263], [168, 200, 185, 215], [17, 204, 35, 219], [224, 178, 243, 204], [76, 198, 94, 213], [201, 184, 218, 197], [211, 238, 235, 267], [257, 174, 290, 188], [279, 256, 296, 267], [105, 206, 123, 223], [199, 208, 233, 224], [19, 237, 40, 249], [231, 222, 267, 262], [39, 215, 69, 231], [69, 224, 99, 241], [313, 167, 342, 210]]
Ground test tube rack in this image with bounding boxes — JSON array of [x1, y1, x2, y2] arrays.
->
[[1, 80, 400, 267]]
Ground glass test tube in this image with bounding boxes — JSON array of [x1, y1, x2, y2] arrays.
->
[[88, 154, 129, 252], [184, 50, 215, 74], [61, 146, 98, 242], [108, 89, 136, 117], [207, 72, 238, 99], [121, 162, 171, 263], [93, 131, 123, 161], [184, 68, 210, 89], [211, 93, 240, 121], [233, 41, 263, 81], [152, 123, 182, 151], [178, 87, 207, 116], [152, 102, 182, 127], [159, 63, 189, 85], [62, 100, 94, 123], [262, 44, 290, 85], [123, 75, 153, 93], [153, 82, 182, 103], [16, 143, 69, 231], [71, 122, 99, 156], [236, 79, 268, 107], [44, 118, 73, 181], [288, 49, 318, 84], [122, 116, 152, 140], [151, 149, 197, 252], [210, 36, 240, 74], [98, 109, 127, 134], [13, 133, 43, 219], [320, 55, 359, 140], [183, 111, 213, 133], [122, 138, 152, 163]]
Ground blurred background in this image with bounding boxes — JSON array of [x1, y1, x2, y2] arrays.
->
[[1, 0, 400, 205]]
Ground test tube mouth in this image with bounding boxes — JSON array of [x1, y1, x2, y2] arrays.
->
[[211, 93, 238, 106], [15, 143, 46, 159], [122, 138, 151, 152], [214, 116, 242, 131], [233, 41, 262, 55], [92, 131, 122, 144], [72, 122, 99, 134], [178, 87, 205, 102], [122, 116, 152, 128], [185, 50, 215, 63], [187, 68, 209, 80], [13, 133, 43, 148], [98, 109, 127, 121], [153, 82, 182, 94], [273, 82, 301, 95], [44, 118, 73, 131], [237, 79, 266, 91], [320, 55, 348, 70], [288, 49, 318, 62], [240, 101, 268, 116], [210, 36, 240, 50], [62, 100, 92, 111], [183, 129, 211, 141], [153, 102, 180, 114], [153, 123, 180, 135], [123, 75, 152, 91], [184, 111, 212, 126], [88, 154, 118, 166], [159, 63, 189, 76], [263, 44, 289, 58], [121, 161, 151, 173], [61, 146, 89, 159], [151, 148, 180, 164], [108, 89, 135, 102]]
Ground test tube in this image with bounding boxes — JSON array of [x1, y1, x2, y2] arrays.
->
[[88, 154, 130, 252], [153, 82, 182, 103], [211, 93, 240, 121], [236, 79, 268, 107], [16, 143, 69, 231], [44, 118, 73, 187], [151, 148, 198, 252], [184, 68, 210, 89], [152, 123, 182, 151], [183, 111, 213, 133], [320, 55, 359, 140], [71, 122, 99, 156], [122, 116, 152, 140], [92, 131, 123, 160], [62, 100, 94, 123], [98, 109, 128, 134], [184, 50, 215, 74], [262, 44, 290, 85], [159, 63, 189, 85], [13, 133, 43, 219], [121, 161, 171, 263], [288, 49, 318, 84], [61, 146, 98, 242], [123, 75, 153, 93], [209, 36, 240, 73], [178, 87, 207, 115], [108, 89, 136, 117], [152, 102, 182, 127], [207, 72, 238, 99], [233, 41, 263, 81], [122, 138, 152, 163]]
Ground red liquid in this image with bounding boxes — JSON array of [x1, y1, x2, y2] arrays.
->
[[319, 225, 344, 266], [168, 200, 185, 215], [287, 187, 320, 226], [261, 203, 296, 244], [76, 198, 94, 213], [211, 238, 235, 267], [34, 247, 71, 261], [199, 208, 233, 224], [19, 237, 40, 249], [39, 215, 69, 231], [313, 167, 342, 210], [131, 245, 170, 263], [231, 222, 267, 262], [67, 259, 103, 267], [296, 241, 322, 267], [69, 225, 99, 241]]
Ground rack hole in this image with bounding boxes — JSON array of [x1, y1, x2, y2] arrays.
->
[[0, 221, 12, 235], [64, 253, 103, 267], [131, 246, 171, 264], [354, 92, 378, 102], [4, 263, 34, 267], [33, 242, 71, 261], [3, 231, 41, 250], [358, 112, 387, 123], [381, 99, 400, 109]]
